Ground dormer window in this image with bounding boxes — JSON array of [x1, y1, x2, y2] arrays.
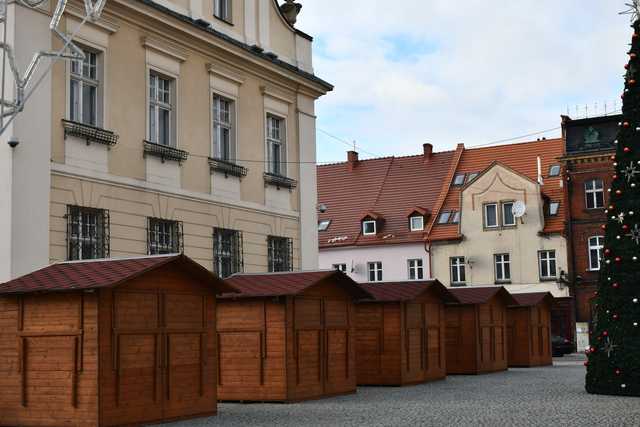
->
[[438, 211, 451, 224], [362, 220, 377, 235], [410, 216, 424, 231]]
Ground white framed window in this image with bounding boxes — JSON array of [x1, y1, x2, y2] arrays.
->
[[484, 203, 498, 228], [585, 179, 604, 209], [502, 202, 516, 227], [453, 173, 466, 186], [70, 48, 100, 126], [539, 250, 557, 280], [588, 236, 604, 271], [494, 253, 511, 282], [212, 94, 235, 161], [408, 259, 424, 281], [148, 72, 174, 146], [362, 220, 377, 235], [549, 202, 560, 216], [450, 257, 466, 285], [549, 164, 561, 177], [266, 114, 286, 176], [368, 262, 383, 282], [410, 216, 424, 231], [318, 220, 331, 231], [333, 263, 347, 273], [214, 0, 232, 22]]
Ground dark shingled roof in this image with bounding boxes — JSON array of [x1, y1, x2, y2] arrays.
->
[[510, 292, 554, 307], [0, 254, 236, 295], [222, 270, 372, 300], [359, 280, 458, 303], [446, 286, 517, 306]]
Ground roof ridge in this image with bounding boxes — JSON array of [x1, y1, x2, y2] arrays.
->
[[317, 149, 457, 169], [56, 253, 179, 265]]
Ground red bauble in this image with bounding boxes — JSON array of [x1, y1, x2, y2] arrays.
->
[[603, 331, 609, 337], [613, 174, 618, 179], [623, 224, 630, 231], [615, 256, 622, 263], [584, 361, 589, 367], [604, 248, 611, 256], [626, 63, 630, 69], [631, 79, 637, 85], [601, 224, 607, 230], [624, 147, 632, 153], [616, 189, 623, 195], [615, 369, 622, 375], [613, 314, 619, 320], [623, 122, 631, 127], [631, 53, 637, 58], [613, 282, 620, 289], [594, 291, 599, 296]]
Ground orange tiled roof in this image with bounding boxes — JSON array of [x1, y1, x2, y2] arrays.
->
[[429, 138, 566, 242], [318, 151, 457, 248]]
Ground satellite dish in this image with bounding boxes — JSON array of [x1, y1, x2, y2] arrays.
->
[[512, 201, 527, 218]]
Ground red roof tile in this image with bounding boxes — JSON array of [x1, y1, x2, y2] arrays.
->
[[510, 292, 554, 307], [222, 271, 372, 300], [0, 254, 235, 295], [360, 280, 458, 303], [318, 151, 457, 248], [446, 286, 517, 306]]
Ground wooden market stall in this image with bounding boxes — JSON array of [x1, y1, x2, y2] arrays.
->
[[507, 292, 554, 367], [355, 280, 458, 386], [0, 254, 235, 427], [217, 271, 372, 402], [445, 287, 516, 375]]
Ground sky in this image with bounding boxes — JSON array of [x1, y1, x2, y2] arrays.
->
[[292, 1, 632, 164]]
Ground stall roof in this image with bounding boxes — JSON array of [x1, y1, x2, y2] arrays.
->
[[0, 254, 236, 295], [510, 292, 554, 307], [447, 286, 517, 306], [223, 270, 372, 300], [359, 280, 458, 303]]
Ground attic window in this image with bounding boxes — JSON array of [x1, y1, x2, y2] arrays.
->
[[467, 173, 479, 183], [453, 173, 466, 186], [451, 211, 461, 224], [437, 212, 451, 224], [549, 202, 560, 216], [410, 216, 424, 231], [363, 220, 377, 235], [549, 165, 561, 177], [318, 220, 331, 232]]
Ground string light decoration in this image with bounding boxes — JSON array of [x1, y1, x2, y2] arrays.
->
[[0, 0, 107, 135], [586, 3, 640, 397]]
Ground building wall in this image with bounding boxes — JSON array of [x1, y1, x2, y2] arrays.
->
[[431, 164, 570, 297], [319, 243, 430, 283]]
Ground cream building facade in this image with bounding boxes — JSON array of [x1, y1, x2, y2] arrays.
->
[[0, 0, 332, 281]]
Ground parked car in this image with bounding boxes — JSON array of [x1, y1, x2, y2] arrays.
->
[[552, 335, 575, 357]]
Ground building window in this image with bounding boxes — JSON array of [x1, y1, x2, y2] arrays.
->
[[494, 253, 511, 283], [213, 0, 232, 22], [213, 228, 243, 278], [362, 220, 377, 235], [502, 202, 516, 227], [438, 211, 451, 224], [585, 179, 604, 209], [70, 49, 100, 126], [484, 203, 498, 228], [453, 173, 466, 186], [549, 202, 560, 216], [268, 236, 293, 272], [368, 262, 383, 282], [212, 95, 235, 161], [67, 206, 109, 260], [318, 220, 331, 231], [266, 114, 286, 176], [450, 257, 466, 285], [149, 72, 174, 146], [588, 236, 604, 271], [333, 263, 347, 273], [467, 173, 479, 183], [148, 218, 183, 255], [408, 259, 424, 281], [549, 164, 561, 177], [410, 216, 424, 231], [539, 250, 557, 280], [450, 211, 461, 224]]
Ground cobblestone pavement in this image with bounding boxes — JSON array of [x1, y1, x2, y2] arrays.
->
[[164, 358, 640, 427]]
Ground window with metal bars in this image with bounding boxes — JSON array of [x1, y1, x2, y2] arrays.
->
[[213, 228, 243, 278], [267, 236, 293, 272], [148, 218, 183, 255], [67, 205, 110, 260]]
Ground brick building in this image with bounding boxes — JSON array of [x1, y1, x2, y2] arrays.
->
[[560, 114, 620, 349]]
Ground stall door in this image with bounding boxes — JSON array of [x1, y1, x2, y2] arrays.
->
[[404, 303, 424, 382], [355, 305, 384, 381], [425, 302, 444, 376], [324, 298, 351, 395]]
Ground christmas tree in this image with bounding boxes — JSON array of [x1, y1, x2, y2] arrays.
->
[[585, 2, 640, 397]]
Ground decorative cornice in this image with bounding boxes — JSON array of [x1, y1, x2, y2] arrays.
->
[[65, 3, 120, 33], [141, 35, 187, 62], [260, 85, 295, 104], [206, 64, 245, 85]]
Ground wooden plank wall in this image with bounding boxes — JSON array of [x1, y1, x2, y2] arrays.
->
[[0, 293, 99, 427], [477, 297, 508, 373], [445, 305, 478, 374], [508, 303, 552, 367]]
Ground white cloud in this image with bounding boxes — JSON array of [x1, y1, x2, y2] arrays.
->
[[293, 1, 630, 161]]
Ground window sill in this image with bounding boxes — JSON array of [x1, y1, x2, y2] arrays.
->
[[451, 282, 467, 287], [495, 281, 512, 285], [540, 277, 558, 282], [264, 172, 297, 190], [62, 119, 119, 146], [209, 157, 248, 178], [143, 140, 189, 163]]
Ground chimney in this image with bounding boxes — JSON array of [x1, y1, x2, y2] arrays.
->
[[280, 0, 302, 26], [423, 143, 433, 161], [347, 151, 359, 171]]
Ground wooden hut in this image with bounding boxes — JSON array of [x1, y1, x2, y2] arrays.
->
[[0, 254, 235, 427], [507, 292, 553, 367], [355, 281, 457, 386], [217, 271, 372, 402], [445, 287, 516, 375]]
